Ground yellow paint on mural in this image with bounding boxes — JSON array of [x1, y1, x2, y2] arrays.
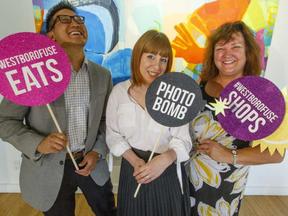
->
[[186, 63, 197, 73], [242, 0, 279, 31], [33, 6, 44, 33], [34, 8, 41, 20], [242, 0, 266, 30]]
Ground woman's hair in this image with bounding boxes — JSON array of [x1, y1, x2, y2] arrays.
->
[[130, 30, 173, 86], [200, 21, 262, 81]]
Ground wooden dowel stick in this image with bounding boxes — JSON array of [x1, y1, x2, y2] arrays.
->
[[134, 125, 165, 198], [184, 153, 199, 166], [46, 104, 79, 170]]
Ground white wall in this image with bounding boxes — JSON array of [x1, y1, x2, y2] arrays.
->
[[0, 0, 35, 192], [0, 0, 287, 195]]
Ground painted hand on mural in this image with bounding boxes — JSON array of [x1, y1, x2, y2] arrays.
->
[[171, 22, 206, 64], [171, 0, 250, 65]]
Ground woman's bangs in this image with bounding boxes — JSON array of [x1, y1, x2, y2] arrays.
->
[[143, 38, 170, 58]]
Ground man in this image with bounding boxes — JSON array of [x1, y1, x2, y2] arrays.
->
[[0, 1, 116, 215]]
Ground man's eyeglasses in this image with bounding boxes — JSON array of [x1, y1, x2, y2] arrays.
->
[[49, 15, 85, 31]]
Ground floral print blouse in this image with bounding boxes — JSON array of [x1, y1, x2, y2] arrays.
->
[[186, 81, 250, 216]]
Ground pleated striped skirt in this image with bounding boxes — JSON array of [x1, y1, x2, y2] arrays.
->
[[117, 148, 190, 216]]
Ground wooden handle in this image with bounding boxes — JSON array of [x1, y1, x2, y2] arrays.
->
[[134, 126, 165, 198], [46, 104, 79, 170]]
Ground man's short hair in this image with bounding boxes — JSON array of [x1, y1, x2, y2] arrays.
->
[[46, 1, 76, 32]]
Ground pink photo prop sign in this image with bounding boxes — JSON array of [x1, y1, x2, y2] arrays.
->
[[0, 32, 71, 106], [0, 32, 79, 170]]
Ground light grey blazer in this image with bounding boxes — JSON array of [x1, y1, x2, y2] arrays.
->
[[0, 60, 113, 211]]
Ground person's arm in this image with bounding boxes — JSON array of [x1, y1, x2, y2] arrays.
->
[[105, 85, 147, 178], [106, 86, 132, 157], [0, 98, 67, 163], [134, 123, 192, 184], [236, 145, 284, 165], [168, 123, 192, 163], [198, 139, 284, 165], [134, 149, 176, 184], [122, 149, 145, 172], [0, 99, 43, 162]]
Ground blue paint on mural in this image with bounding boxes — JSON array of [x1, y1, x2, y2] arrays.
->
[[78, 9, 105, 54], [264, 26, 273, 46], [103, 48, 132, 85], [43, 0, 60, 10], [35, 0, 124, 85], [85, 52, 104, 65]]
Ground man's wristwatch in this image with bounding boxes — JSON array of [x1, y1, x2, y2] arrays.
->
[[232, 150, 237, 165]]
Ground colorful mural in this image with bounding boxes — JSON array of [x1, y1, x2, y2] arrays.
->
[[32, 0, 280, 84]]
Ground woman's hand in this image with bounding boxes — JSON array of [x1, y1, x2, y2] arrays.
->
[[133, 149, 176, 184], [198, 140, 285, 165], [198, 139, 233, 163], [122, 149, 146, 173], [131, 158, 146, 173]]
